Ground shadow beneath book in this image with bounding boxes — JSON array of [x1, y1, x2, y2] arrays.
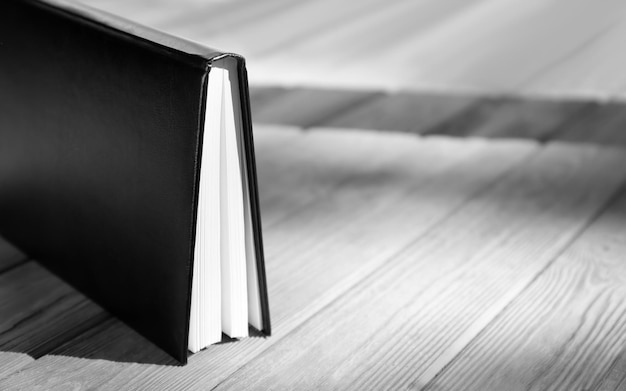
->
[[45, 323, 268, 366], [46, 317, 182, 366], [0, 235, 270, 367], [0, 238, 172, 366]]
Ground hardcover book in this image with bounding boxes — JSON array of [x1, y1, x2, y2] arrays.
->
[[0, 0, 270, 364]]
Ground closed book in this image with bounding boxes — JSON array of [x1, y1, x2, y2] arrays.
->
[[0, 0, 270, 364]]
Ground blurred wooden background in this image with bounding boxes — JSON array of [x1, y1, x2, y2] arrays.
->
[[80, 0, 626, 99]]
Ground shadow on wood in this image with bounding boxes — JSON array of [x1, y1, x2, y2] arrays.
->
[[249, 86, 626, 146], [1, 125, 626, 388], [0, 236, 179, 366]]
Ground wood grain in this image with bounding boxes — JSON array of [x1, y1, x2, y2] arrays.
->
[[523, 18, 626, 99], [257, 132, 534, 329], [392, 0, 626, 93], [0, 130, 535, 390], [7, 0, 626, 386], [0, 352, 33, 381], [0, 300, 29, 381], [425, 189, 626, 391], [0, 262, 108, 358], [211, 143, 626, 390], [254, 125, 468, 227], [0, 262, 108, 381], [596, 350, 626, 391], [245, 0, 626, 96]]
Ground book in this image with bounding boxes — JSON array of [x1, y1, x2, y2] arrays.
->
[[0, 0, 270, 364]]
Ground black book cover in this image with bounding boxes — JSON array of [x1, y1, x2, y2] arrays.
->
[[0, 0, 270, 364]]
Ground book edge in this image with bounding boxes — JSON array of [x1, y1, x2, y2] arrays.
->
[[236, 60, 272, 336], [22, 0, 227, 68]]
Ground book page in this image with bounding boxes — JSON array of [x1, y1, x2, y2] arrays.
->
[[224, 60, 264, 330], [219, 61, 249, 338], [188, 66, 224, 353]]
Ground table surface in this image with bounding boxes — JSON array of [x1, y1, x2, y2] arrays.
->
[[2, 1, 626, 389], [2, 87, 626, 390]]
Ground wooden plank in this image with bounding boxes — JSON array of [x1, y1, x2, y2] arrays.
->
[[0, 131, 536, 389], [0, 319, 176, 390], [209, 143, 626, 390], [322, 92, 476, 133], [382, 0, 626, 96], [257, 133, 533, 325], [0, 262, 108, 358], [0, 236, 26, 273], [425, 189, 626, 391], [51, 318, 177, 365], [254, 125, 439, 227], [523, 18, 626, 100], [429, 96, 589, 141], [0, 262, 108, 380], [250, 88, 381, 128], [81, 0, 626, 98], [245, 0, 626, 98], [0, 353, 33, 381], [596, 350, 626, 391], [255, 125, 403, 227]]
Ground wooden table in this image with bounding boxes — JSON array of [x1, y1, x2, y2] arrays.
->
[[3, 0, 626, 388], [2, 88, 626, 389]]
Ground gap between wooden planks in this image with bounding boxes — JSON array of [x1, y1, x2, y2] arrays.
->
[[422, 185, 626, 390], [0, 127, 536, 389]]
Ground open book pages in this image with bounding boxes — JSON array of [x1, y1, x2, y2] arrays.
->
[[188, 57, 263, 353]]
